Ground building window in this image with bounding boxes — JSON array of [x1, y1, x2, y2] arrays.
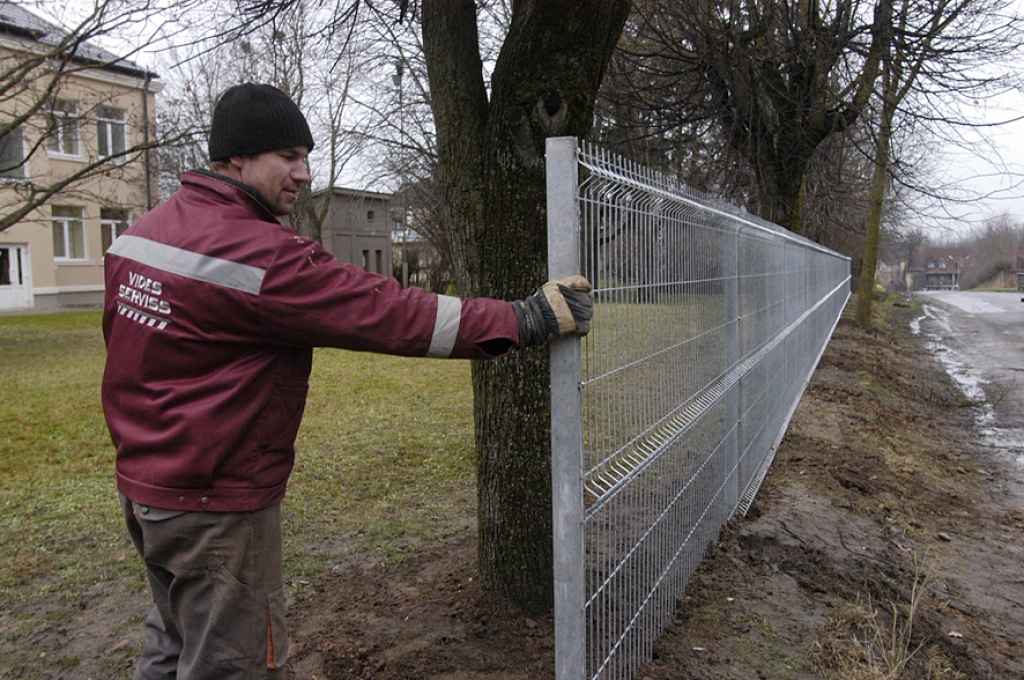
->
[[0, 247, 10, 285], [362, 249, 370, 270], [0, 126, 26, 179], [52, 206, 85, 260], [48, 99, 81, 157], [101, 208, 130, 252], [96, 106, 127, 160], [0, 246, 22, 286], [367, 210, 375, 222]]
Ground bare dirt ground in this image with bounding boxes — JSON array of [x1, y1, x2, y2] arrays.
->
[[15, 298, 1024, 679], [282, 300, 1024, 680]]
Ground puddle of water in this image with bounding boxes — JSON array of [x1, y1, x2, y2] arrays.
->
[[916, 303, 1024, 466], [976, 428, 1024, 466], [915, 305, 992, 424]]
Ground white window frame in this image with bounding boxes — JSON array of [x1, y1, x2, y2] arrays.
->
[[52, 206, 87, 261], [0, 126, 27, 180], [96, 105, 127, 163], [48, 99, 82, 159], [100, 208, 131, 253]]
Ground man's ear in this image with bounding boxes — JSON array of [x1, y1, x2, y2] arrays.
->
[[218, 155, 248, 181]]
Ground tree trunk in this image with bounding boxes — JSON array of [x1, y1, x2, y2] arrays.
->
[[754, 159, 809, 235], [422, 0, 629, 612], [421, 0, 489, 296], [855, 119, 891, 326], [857, 0, 901, 327]]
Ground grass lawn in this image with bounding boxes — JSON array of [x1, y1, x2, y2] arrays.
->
[[0, 310, 477, 611]]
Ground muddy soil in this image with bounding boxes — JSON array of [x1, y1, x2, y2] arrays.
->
[[15, 299, 1024, 679]]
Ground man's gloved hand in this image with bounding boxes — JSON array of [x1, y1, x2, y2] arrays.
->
[[512, 275, 594, 348]]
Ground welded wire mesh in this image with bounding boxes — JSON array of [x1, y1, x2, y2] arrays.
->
[[548, 139, 850, 680]]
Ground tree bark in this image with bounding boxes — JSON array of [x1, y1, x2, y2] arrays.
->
[[855, 109, 892, 326], [421, 0, 489, 296], [753, 157, 810, 234], [422, 0, 629, 612], [856, 0, 898, 326]]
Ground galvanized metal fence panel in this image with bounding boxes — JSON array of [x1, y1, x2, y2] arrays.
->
[[547, 137, 851, 680]]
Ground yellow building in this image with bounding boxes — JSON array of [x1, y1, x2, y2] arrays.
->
[[0, 2, 160, 311]]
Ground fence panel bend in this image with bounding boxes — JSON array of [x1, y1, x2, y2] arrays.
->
[[547, 137, 851, 680]]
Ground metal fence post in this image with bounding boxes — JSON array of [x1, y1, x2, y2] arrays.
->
[[547, 136, 584, 680], [723, 221, 740, 516]]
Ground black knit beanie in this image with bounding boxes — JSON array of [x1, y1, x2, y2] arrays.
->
[[208, 83, 314, 161]]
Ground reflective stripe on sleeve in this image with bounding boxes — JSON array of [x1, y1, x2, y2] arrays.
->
[[108, 235, 266, 295], [427, 295, 462, 358]]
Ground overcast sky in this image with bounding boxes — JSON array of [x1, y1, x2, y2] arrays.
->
[[955, 115, 1024, 224]]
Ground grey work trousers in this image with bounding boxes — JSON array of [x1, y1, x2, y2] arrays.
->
[[120, 494, 288, 680]]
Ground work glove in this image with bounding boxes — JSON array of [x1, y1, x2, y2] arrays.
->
[[513, 275, 594, 348]]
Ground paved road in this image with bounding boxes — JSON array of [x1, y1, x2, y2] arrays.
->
[[916, 290, 1024, 464]]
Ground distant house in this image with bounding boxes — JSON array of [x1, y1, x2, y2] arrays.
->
[[0, 1, 161, 312], [902, 247, 973, 291], [314, 187, 396, 276]]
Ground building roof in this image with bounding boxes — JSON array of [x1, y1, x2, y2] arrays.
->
[[906, 246, 973, 273], [315, 186, 395, 202], [0, 1, 156, 80]]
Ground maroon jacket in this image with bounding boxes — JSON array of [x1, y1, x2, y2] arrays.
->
[[102, 171, 519, 512]]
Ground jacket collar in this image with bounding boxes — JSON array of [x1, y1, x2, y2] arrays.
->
[[183, 169, 279, 220]]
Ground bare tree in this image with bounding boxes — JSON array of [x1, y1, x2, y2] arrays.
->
[[801, 130, 875, 253], [957, 213, 1024, 288], [332, 3, 454, 286], [604, 0, 892, 236], [152, 47, 231, 198], [854, 0, 1023, 325], [155, 0, 369, 243]]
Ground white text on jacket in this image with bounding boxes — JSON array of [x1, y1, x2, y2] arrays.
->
[[120, 271, 172, 315]]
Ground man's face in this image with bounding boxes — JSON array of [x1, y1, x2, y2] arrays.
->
[[231, 146, 311, 216]]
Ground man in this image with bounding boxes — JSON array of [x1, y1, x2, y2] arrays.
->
[[101, 83, 592, 680]]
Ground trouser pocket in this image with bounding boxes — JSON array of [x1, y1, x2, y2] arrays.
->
[[267, 586, 288, 669]]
